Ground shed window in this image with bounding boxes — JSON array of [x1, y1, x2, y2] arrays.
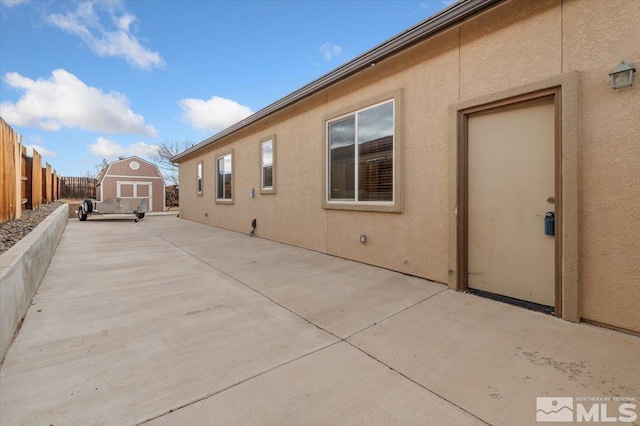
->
[[216, 153, 232, 201], [196, 162, 203, 195], [327, 100, 394, 204], [261, 139, 274, 192]]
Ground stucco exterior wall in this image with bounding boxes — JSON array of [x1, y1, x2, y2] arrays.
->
[[563, 0, 640, 332], [178, 0, 639, 333], [460, 0, 562, 100]]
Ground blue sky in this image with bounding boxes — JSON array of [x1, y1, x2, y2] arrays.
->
[[0, 0, 451, 178]]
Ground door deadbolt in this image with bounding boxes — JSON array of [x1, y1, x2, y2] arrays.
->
[[544, 211, 555, 236]]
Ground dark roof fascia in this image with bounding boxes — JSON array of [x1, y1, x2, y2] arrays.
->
[[171, 0, 503, 163]]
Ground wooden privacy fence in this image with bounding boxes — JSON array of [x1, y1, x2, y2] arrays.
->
[[60, 177, 96, 200], [165, 185, 179, 207], [1, 118, 60, 223]]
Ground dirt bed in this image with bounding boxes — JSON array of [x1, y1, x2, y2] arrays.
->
[[0, 202, 64, 255]]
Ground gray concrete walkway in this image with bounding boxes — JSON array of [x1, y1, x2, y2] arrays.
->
[[1, 216, 638, 425]]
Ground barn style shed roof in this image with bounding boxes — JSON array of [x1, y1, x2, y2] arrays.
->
[[171, 0, 502, 163], [96, 156, 163, 187]]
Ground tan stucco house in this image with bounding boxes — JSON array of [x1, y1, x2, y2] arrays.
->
[[172, 0, 640, 334]]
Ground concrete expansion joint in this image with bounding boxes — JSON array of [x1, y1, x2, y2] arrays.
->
[[134, 225, 463, 424], [135, 340, 343, 425], [337, 288, 490, 425], [137, 224, 342, 336], [9, 218, 637, 424], [344, 340, 491, 426], [343, 287, 448, 341]]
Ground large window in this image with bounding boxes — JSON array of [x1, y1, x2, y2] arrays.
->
[[327, 99, 394, 205], [261, 137, 276, 193], [216, 153, 233, 202], [196, 162, 203, 195]]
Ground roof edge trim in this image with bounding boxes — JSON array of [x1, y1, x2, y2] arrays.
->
[[172, 0, 502, 163]]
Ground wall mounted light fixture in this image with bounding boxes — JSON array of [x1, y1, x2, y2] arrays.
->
[[610, 61, 636, 90]]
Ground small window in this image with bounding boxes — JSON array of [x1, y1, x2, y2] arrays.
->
[[196, 162, 203, 195], [216, 153, 233, 202], [260, 136, 276, 193], [327, 99, 395, 205]]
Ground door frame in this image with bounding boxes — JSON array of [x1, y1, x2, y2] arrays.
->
[[459, 89, 562, 315], [448, 72, 580, 322]]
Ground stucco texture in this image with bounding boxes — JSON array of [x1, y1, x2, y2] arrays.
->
[[460, 0, 562, 100], [178, 0, 640, 333], [563, 0, 640, 332]]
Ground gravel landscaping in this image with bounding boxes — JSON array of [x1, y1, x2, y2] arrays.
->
[[0, 202, 64, 255]]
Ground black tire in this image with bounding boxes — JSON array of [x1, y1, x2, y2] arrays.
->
[[78, 207, 87, 221], [136, 213, 145, 219], [83, 199, 93, 214]]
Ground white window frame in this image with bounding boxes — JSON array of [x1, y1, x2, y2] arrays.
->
[[216, 151, 234, 204], [323, 93, 401, 213], [260, 135, 276, 194], [196, 162, 203, 195]]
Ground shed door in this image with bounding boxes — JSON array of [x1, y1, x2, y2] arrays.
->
[[117, 182, 153, 212], [467, 99, 555, 307], [118, 183, 134, 198], [136, 183, 152, 212]]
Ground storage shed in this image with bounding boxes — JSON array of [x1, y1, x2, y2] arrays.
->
[[96, 157, 165, 212]]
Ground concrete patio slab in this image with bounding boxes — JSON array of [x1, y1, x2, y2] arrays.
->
[[2, 216, 638, 425], [33, 220, 215, 302], [1, 218, 337, 425], [348, 290, 640, 425], [231, 255, 445, 338], [141, 217, 320, 274], [140, 217, 446, 339], [148, 342, 484, 426]]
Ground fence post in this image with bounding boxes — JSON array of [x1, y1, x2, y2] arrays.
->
[[25, 155, 33, 210], [13, 133, 22, 219], [32, 149, 42, 209], [20, 145, 28, 213], [42, 163, 52, 204], [1, 118, 19, 222], [51, 171, 56, 201]]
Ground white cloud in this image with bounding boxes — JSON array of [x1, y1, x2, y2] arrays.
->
[[25, 144, 56, 157], [88, 137, 159, 159], [178, 96, 253, 133], [115, 13, 135, 31], [47, 2, 163, 70], [0, 0, 29, 7], [320, 42, 342, 61], [0, 69, 158, 136], [89, 137, 125, 157], [128, 141, 160, 157]]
